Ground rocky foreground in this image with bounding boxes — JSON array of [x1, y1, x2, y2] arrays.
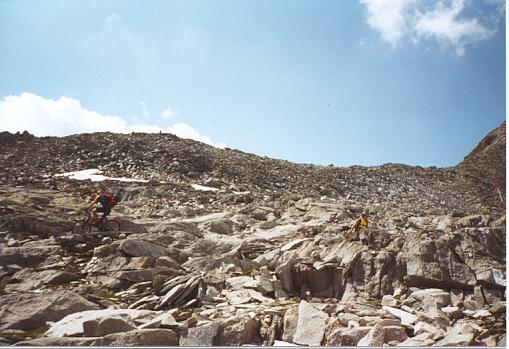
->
[[0, 122, 506, 346]]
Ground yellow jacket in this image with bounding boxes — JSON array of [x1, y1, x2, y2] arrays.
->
[[353, 217, 368, 229]]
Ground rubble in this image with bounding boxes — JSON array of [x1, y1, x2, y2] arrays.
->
[[0, 123, 505, 345]]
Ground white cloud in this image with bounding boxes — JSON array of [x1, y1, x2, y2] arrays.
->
[[414, 0, 494, 55], [0, 92, 225, 148], [360, 0, 501, 55], [161, 107, 177, 120], [168, 123, 226, 148], [360, 0, 415, 46]]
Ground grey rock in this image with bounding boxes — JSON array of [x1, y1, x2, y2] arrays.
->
[[45, 309, 156, 337], [435, 322, 477, 346], [382, 306, 417, 326], [0, 290, 99, 331], [280, 238, 310, 252], [120, 239, 169, 258], [83, 316, 136, 337], [209, 219, 233, 235], [118, 219, 147, 233], [326, 326, 371, 346], [92, 328, 179, 346], [256, 269, 274, 294], [217, 315, 259, 346], [293, 301, 329, 346], [397, 332, 435, 346], [226, 275, 258, 290], [441, 306, 463, 320], [413, 321, 443, 336], [381, 294, 398, 307], [282, 306, 299, 343], [357, 323, 384, 346], [179, 321, 219, 346], [14, 337, 96, 346], [0, 245, 60, 267], [253, 248, 280, 267], [383, 325, 408, 343], [119, 269, 154, 283]]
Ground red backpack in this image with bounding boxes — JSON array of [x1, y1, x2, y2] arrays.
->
[[99, 193, 117, 207]]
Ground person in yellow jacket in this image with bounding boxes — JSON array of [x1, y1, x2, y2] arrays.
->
[[347, 211, 368, 241]]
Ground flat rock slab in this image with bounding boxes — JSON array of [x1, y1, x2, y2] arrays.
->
[[8, 269, 80, 292], [181, 212, 232, 224], [281, 238, 311, 252], [253, 224, 300, 240], [382, 306, 417, 326], [91, 328, 179, 346], [293, 300, 329, 346], [0, 245, 61, 267], [226, 276, 259, 290], [45, 309, 157, 337], [14, 336, 97, 346], [0, 290, 99, 331], [203, 231, 244, 247], [223, 290, 252, 305]]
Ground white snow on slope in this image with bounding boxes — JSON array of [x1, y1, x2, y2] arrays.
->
[[55, 169, 149, 183], [190, 184, 220, 192]]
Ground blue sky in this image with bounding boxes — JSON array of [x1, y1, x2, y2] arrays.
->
[[0, 0, 505, 167]]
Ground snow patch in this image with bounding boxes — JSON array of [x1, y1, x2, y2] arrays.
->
[[191, 184, 220, 192], [55, 169, 149, 183]]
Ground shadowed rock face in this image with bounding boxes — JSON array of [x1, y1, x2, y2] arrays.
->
[[0, 123, 505, 346]]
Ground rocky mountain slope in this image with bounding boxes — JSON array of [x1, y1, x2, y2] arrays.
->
[[0, 121, 505, 346]]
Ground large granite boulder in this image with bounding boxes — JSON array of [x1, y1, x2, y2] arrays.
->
[[0, 290, 99, 331]]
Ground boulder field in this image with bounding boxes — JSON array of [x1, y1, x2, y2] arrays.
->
[[0, 122, 505, 346]]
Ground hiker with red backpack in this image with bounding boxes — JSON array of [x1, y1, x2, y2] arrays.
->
[[88, 191, 121, 224]]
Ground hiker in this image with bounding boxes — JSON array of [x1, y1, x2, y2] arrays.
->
[[346, 211, 369, 242], [88, 191, 121, 224]]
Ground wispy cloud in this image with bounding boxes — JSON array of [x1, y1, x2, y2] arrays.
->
[[414, 0, 495, 55], [105, 13, 123, 26], [139, 97, 149, 118], [360, 0, 502, 55], [161, 107, 177, 120], [0, 92, 225, 148]]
